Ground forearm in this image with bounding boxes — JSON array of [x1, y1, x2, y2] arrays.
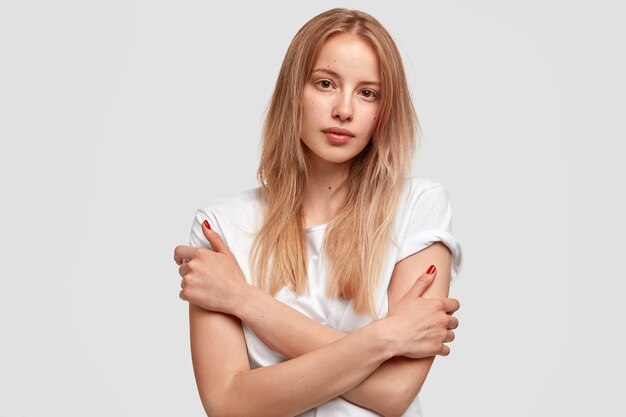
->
[[234, 286, 344, 356], [219, 321, 393, 417], [235, 286, 427, 416], [342, 356, 435, 415]]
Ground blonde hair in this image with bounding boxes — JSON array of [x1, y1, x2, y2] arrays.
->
[[251, 8, 420, 315]]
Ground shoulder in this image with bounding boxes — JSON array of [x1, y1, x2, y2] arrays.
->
[[195, 186, 263, 220], [393, 175, 454, 240], [399, 176, 450, 209], [392, 176, 463, 283], [189, 186, 264, 248]]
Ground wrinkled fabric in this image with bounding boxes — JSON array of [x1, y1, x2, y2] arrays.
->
[[189, 176, 463, 417]]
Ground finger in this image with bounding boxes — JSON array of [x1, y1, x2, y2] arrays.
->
[[180, 279, 185, 289], [441, 298, 460, 314], [202, 220, 232, 255], [444, 330, 455, 343], [179, 290, 186, 301], [407, 265, 437, 298], [174, 245, 199, 265], [448, 316, 459, 330], [178, 262, 190, 278], [438, 344, 451, 356]]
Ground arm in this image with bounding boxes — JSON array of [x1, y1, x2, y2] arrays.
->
[[177, 226, 458, 417], [368, 242, 454, 413], [189, 304, 395, 417], [187, 274, 453, 417], [236, 242, 455, 417]]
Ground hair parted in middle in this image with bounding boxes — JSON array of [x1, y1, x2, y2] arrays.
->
[[250, 8, 421, 316]]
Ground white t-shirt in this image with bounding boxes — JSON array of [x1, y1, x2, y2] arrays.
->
[[188, 176, 463, 417]]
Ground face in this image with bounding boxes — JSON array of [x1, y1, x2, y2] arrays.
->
[[300, 33, 381, 168]]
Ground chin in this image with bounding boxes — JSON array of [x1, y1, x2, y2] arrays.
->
[[319, 149, 359, 164], [302, 141, 362, 165]]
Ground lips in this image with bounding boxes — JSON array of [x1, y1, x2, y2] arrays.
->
[[322, 127, 354, 145]]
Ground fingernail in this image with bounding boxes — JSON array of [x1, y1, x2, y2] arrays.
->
[[427, 265, 436, 274], [203, 220, 211, 230]]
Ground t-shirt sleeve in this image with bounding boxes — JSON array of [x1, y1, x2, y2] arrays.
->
[[396, 183, 463, 284], [188, 206, 224, 250]]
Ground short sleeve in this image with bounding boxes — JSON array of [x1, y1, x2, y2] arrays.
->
[[396, 182, 463, 284], [188, 207, 224, 250]]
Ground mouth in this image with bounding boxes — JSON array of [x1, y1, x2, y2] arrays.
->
[[322, 127, 355, 145]]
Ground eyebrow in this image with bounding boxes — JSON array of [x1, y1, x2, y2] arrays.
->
[[311, 68, 381, 87]]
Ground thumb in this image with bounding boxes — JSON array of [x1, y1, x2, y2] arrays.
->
[[408, 265, 437, 298], [202, 220, 232, 255]]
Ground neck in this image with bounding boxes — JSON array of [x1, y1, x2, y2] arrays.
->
[[301, 154, 351, 228]]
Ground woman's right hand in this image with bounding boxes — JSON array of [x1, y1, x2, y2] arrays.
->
[[380, 266, 460, 359], [174, 221, 250, 315]]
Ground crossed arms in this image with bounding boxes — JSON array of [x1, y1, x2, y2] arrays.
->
[[175, 225, 458, 417]]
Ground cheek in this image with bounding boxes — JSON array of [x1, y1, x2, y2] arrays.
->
[[302, 88, 325, 116], [302, 97, 320, 121], [366, 111, 379, 132]]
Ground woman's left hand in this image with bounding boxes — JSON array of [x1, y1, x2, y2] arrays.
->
[[173, 221, 248, 314]]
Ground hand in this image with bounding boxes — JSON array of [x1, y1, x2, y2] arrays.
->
[[173, 220, 248, 314], [382, 266, 460, 359]]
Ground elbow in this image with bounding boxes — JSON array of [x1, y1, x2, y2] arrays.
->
[[201, 400, 237, 417], [381, 404, 409, 417], [381, 401, 412, 417], [378, 381, 421, 417], [199, 389, 239, 417], [203, 396, 255, 417], [199, 396, 223, 417], [200, 382, 253, 417]]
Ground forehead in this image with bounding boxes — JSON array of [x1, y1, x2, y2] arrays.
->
[[312, 33, 380, 81]]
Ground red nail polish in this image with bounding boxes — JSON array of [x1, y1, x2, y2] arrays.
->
[[427, 265, 436, 274], [203, 220, 211, 230]]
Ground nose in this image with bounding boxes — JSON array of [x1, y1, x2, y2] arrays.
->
[[332, 92, 353, 122]]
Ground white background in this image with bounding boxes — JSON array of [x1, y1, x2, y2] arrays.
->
[[1, 1, 624, 416]]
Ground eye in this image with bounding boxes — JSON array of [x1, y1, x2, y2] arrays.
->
[[316, 79, 334, 89], [360, 89, 378, 100]]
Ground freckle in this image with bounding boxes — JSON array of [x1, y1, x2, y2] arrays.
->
[[328, 186, 332, 190]]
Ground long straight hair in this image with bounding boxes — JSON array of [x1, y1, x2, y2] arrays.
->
[[250, 8, 420, 315]]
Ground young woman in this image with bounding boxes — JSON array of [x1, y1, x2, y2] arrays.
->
[[174, 8, 463, 417]]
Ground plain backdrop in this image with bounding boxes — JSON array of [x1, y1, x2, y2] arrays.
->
[[1, 1, 624, 416]]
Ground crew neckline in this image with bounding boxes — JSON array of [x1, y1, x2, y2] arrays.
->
[[305, 223, 328, 232]]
